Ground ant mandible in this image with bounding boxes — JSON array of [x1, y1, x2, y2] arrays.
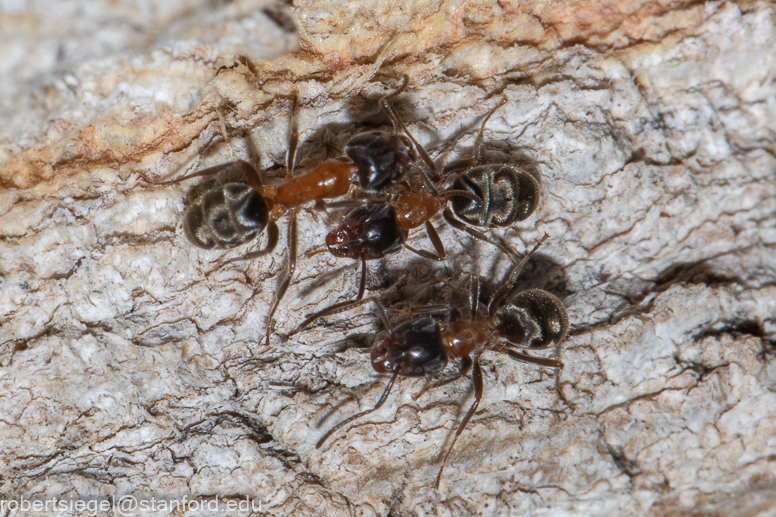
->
[[314, 236, 569, 490], [296, 96, 541, 329], [145, 77, 425, 346]]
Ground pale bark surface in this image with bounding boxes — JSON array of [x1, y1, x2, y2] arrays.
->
[[1, 1, 775, 516]]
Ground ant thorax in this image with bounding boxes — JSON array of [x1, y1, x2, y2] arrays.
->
[[440, 320, 499, 358]]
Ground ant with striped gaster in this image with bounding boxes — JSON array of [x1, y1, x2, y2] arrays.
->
[[297, 96, 542, 330], [143, 77, 431, 346], [313, 235, 568, 490]]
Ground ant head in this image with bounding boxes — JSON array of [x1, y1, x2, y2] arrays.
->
[[493, 289, 568, 350], [371, 317, 448, 377], [345, 131, 416, 192], [325, 203, 406, 260]]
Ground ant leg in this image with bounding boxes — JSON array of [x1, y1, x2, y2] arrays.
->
[[145, 160, 264, 195], [371, 298, 393, 337], [304, 246, 329, 259], [297, 255, 368, 330], [318, 199, 372, 211], [221, 222, 280, 263], [437, 97, 510, 177], [493, 343, 562, 368], [264, 210, 298, 347], [435, 352, 483, 489], [378, 75, 439, 184], [386, 103, 440, 186], [404, 222, 446, 261], [472, 97, 507, 165], [410, 163, 439, 195], [390, 305, 455, 320], [287, 94, 299, 177], [442, 208, 519, 263], [413, 356, 472, 401], [426, 222, 446, 260], [403, 244, 442, 261], [469, 274, 479, 321], [487, 234, 549, 316], [403, 223, 445, 261], [316, 368, 401, 449]]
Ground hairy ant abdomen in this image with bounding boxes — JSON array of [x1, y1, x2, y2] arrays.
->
[[450, 164, 540, 228], [184, 181, 269, 250], [495, 289, 568, 350]]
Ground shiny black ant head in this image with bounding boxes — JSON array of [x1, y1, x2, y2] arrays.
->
[[325, 203, 406, 260], [184, 183, 269, 249], [344, 131, 416, 192], [494, 289, 568, 350], [371, 317, 448, 377], [450, 164, 540, 227]]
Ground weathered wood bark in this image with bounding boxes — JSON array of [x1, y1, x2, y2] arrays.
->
[[1, 1, 775, 515]]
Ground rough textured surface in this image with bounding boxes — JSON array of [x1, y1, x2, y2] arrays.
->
[[1, 0, 775, 515]]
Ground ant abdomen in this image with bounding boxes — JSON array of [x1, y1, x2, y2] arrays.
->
[[325, 203, 406, 260], [345, 131, 416, 191], [184, 182, 269, 249], [371, 317, 447, 376], [450, 164, 540, 228], [494, 288, 568, 350]]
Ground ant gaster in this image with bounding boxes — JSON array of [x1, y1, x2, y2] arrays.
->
[[297, 97, 541, 330], [147, 77, 426, 346], [314, 236, 568, 490]]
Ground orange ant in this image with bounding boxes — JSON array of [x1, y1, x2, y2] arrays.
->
[[313, 236, 568, 490]]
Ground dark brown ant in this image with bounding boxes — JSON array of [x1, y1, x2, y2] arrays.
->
[[384, 95, 541, 254], [442, 97, 541, 231], [145, 77, 428, 346], [313, 236, 568, 490], [296, 97, 539, 330]]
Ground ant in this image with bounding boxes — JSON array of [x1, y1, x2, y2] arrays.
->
[[313, 236, 568, 490], [387, 95, 542, 256], [144, 76, 431, 346], [297, 96, 542, 329]]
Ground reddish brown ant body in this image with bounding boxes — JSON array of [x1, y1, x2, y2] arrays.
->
[[148, 77, 425, 346], [313, 237, 568, 490], [298, 97, 541, 330]]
